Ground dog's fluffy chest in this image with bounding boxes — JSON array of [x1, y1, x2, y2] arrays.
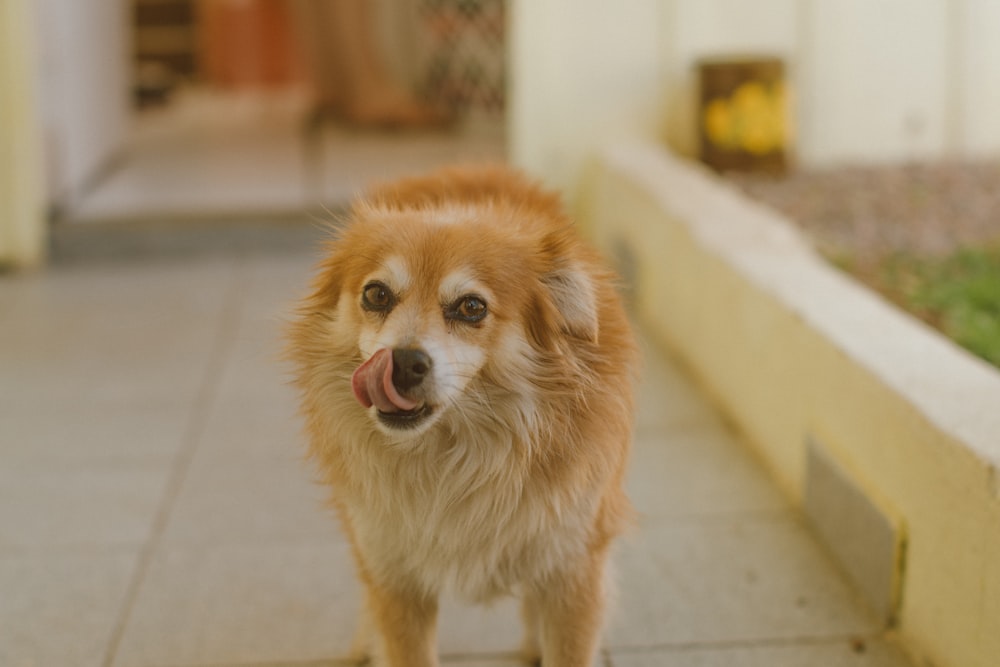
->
[[341, 438, 590, 602]]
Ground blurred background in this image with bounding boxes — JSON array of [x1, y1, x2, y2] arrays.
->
[[2, 5, 999, 666], [3, 0, 506, 262], [3, 0, 1000, 267]]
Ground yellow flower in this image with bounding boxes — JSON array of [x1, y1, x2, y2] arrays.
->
[[703, 80, 789, 155], [732, 81, 770, 121], [704, 98, 735, 149]]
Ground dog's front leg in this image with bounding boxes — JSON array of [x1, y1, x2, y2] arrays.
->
[[534, 550, 609, 667], [366, 582, 439, 667], [348, 591, 375, 664], [520, 593, 542, 666]]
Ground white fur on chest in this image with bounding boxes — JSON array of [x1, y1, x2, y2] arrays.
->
[[341, 428, 593, 603]]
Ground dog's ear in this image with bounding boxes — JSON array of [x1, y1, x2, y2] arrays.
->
[[542, 261, 599, 344], [309, 245, 348, 313]]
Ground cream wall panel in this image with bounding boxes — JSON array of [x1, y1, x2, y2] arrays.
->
[[955, 0, 1000, 156], [35, 0, 131, 207], [510, 0, 999, 191], [798, 0, 950, 166], [508, 0, 665, 195], [663, 0, 800, 157], [670, 0, 800, 55]]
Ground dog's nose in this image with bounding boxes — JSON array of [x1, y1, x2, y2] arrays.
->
[[392, 348, 432, 392]]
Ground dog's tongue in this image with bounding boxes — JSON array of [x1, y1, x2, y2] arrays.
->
[[351, 348, 420, 413]]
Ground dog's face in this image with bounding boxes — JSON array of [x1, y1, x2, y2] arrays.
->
[[310, 202, 599, 440], [349, 244, 500, 436]]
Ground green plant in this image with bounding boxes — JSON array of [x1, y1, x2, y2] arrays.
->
[[880, 247, 1000, 368]]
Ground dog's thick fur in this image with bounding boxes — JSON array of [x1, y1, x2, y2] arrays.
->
[[288, 166, 637, 666]]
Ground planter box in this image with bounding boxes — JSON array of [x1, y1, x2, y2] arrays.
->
[[581, 143, 1000, 667]]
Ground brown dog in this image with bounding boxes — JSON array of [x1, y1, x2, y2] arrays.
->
[[287, 165, 636, 666]]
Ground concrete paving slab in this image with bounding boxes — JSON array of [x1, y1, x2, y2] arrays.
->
[[0, 461, 168, 550], [0, 550, 138, 667], [0, 246, 915, 667], [634, 339, 720, 435], [608, 515, 879, 648], [438, 597, 524, 656], [627, 424, 788, 520], [0, 258, 235, 465], [610, 638, 913, 666], [112, 543, 360, 667], [159, 452, 342, 547]]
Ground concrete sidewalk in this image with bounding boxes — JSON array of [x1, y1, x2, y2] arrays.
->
[[0, 246, 913, 667]]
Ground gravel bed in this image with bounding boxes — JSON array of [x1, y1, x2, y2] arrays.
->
[[727, 161, 1000, 271]]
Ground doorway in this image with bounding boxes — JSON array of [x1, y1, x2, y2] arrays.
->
[[65, 0, 506, 227]]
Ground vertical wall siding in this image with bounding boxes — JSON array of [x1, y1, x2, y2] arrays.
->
[[511, 0, 1000, 192], [954, 0, 1000, 157], [666, 0, 1000, 167], [508, 0, 666, 194], [0, 0, 46, 267], [797, 0, 951, 166], [34, 0, 131, 209], [663, 0, 800, 158]]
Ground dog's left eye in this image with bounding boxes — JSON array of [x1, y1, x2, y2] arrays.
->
[[448, 295, 488, 323], [362, 282, 395, 312]]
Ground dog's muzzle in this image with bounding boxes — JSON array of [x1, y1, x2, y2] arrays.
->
[[351, 347, 434, 429]]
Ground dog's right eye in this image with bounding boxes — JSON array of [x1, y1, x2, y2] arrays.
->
[[362, 282, 395, 312]]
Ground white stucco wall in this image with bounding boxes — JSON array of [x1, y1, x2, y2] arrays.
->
[[34, 0, 131, 208], [507, 0, 667, 195], [509, 0, 1000, 189]]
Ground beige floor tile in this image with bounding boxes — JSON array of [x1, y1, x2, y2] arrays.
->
[[192, 662, 350, 667], [238, 251, 320, 311], [610, 638, 913, 666], [113, 543, 360, 667], [193, 391, 306, 463], [1, 397, 195, 466], [207, 254, 312, 409], [627, 423, 788, 520], [161, 451, 343, 547], [154, 258, 341, 546], [607, 515, 878, 648], [443, 659, 538, 667], [634, 338, 721, 435], [0, 461, 169, 550], [0, 258, 236, 464], [1, 247, 918, 667], [2, 333, 219, 414], [443, 648, 601, 667], [0, 550, 138, 667], [0, 254, 236, 348], [174, 657, 558, 667], [191, 320, 310, 466], [438, 597, 525, 656], [186, 256, 317, 463], [211, 317, 299, 408]]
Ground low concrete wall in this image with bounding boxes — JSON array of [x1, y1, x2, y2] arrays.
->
[[582, 143, 1000, 667]]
